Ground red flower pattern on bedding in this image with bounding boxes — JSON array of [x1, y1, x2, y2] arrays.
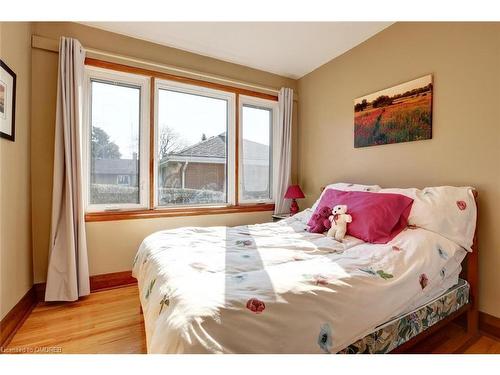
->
[[246, 298, 266, 314], [419, 273, 429, 289], [314, 275, 330, 286], [456, 200, 467, 211]]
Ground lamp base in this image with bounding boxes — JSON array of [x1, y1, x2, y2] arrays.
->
[[290, 199, 299, 215]]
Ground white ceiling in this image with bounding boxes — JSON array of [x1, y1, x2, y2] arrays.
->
[[82, 22, 393, 79]]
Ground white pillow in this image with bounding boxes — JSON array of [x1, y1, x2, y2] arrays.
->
[[378, 186, 477, 251], [311, 182, 382, 211]]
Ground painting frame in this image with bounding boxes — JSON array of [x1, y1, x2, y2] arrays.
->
[[354, 74, 433, 148], [0, 59, 17, 142]]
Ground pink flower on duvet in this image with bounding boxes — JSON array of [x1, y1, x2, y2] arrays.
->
[[314, 275, 329, 286], [456, 200, 467, 211], [246, 298, 266, 314], [419, 273, 429, 289]]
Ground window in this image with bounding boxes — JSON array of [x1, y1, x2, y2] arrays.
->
[[84, 68, 149, 212], [83, 60, 279, 220], [239, 96, 278, 203], [155, 80, 235, 207]]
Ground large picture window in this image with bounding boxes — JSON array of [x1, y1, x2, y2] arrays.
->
[[82, 60, 278, 220], [155, 81, 235, 207]]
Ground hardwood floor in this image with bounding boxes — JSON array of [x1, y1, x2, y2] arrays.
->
[[6, 285, 146, 354], [405, 322, 500, 354], [5, 285, 500, 354]]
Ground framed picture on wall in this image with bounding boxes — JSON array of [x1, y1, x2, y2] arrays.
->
[[354, 74, 433, 148], [0, 59, 17, 142]]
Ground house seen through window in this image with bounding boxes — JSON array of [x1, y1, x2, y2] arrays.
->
[[156, 87, 229, 206]]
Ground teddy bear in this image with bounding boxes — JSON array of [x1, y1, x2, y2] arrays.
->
[[327, 205, 352, 241], [308, 206, 333, 233]]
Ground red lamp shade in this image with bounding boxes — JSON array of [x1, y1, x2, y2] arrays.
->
[[284, 185, 305, 215], [284, 185, 305, 199]]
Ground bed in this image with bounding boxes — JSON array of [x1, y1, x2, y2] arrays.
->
[[132, 185, 479, 354]]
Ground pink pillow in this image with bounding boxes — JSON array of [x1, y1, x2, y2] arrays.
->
[[308, 189, 414, 244]]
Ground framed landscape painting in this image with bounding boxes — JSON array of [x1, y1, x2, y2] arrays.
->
[[1, 59, 17, 142], [354, 74, 433, 148]]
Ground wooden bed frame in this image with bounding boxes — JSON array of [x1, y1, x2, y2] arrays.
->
[[391, 189, 479, 353]]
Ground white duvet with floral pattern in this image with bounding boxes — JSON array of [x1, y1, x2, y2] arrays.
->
[[132, 209, 467, 354]]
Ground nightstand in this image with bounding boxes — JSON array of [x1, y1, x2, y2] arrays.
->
[[272, 213, 292, 222]]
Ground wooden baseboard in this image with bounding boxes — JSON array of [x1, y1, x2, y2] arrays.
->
[[0, 287, 37, 348], [34, 270, 137, 302], [33, 282, 46, 302], [479, 311, 500, 339], [89, 270, 137, 292]]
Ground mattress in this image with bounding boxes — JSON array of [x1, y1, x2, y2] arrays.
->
[[338, 278, 470, 354], [133, 209, 468, 354]]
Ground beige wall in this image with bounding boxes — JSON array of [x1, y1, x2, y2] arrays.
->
[[86, 211, 273, 276], [0, 22, 33, 319], [298, 22, 500, 317], [31, 22, 298, 283]]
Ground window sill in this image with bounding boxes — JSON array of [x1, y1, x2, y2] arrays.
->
[[84, 203, 275, 222]]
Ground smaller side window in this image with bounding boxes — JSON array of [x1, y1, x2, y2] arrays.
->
[[83, 67, 149, 212], [238, 95, 278, 204]]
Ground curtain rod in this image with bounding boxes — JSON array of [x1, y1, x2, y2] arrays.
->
[[31, 35, 292, 97]]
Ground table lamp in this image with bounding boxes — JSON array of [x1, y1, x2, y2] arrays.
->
[[284, 185, 305, 215]]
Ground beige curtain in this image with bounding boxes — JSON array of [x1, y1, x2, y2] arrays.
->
[[45, 37, 89, 301], [274, 88, 294, 214]]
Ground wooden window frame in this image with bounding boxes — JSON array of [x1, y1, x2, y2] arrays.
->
[[83, 58, 277, 222]]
